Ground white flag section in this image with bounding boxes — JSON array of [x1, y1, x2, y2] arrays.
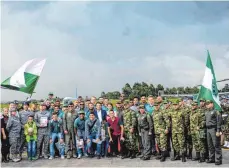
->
[[198, 51, 221, 111], [1, 58, 46, 95]]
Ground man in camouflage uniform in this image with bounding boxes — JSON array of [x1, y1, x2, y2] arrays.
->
[[190, 101, 206, 163], [205, 100, 222, 165], [138, 105, 153, 160], [180, 99, 192, 159], [6, 108, 21, 162], [34, 103, 51, 159], [63, 102, 78, 159], [221, 97, 229, 148], [122, 100, 137, 159], [168, 101, 186, 162], [19, 102, 34, 159], [152, 102, 169, 162]]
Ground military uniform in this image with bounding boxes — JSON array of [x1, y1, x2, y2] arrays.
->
[[19, 104, 34, 157], [152, 103, 169, 162], [205, 100, 222, 165], [168, 102, 186, 162], [182, 105, 193, 159], [6, 110, 21, 162], [190, 102, 206, 162], [63, 103, 78, 158], [122, 101, 137, 159], [221, 99, 229, 148], [34, 109, 51, 158], [138, 105, 153, 160]]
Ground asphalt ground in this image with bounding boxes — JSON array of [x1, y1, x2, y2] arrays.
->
[[1, 149, 229, 167]]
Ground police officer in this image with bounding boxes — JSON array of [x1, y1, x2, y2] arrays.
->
[[138, 105, 153, 160], [19, 101, 34, 159], [205, 100, 222, 165]]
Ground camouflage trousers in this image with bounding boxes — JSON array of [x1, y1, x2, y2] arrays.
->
[[19, 130, 26, 154], [155, 133, 167, 151], [124, 130, 137, 151], [172, 133, 185, 153], [185, 134, 193, 150], [191, 133, 205, 153], [225, 134, 229, 141], [37, 134, 49, 156], [9, 137, 20, 155]]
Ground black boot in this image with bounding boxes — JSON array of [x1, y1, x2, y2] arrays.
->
[[192, 152, 200, 161], [182, 153, 186, 162], [215, 160, 222, 165], [130, 151, 136, 159], [160, 151, 166, 162], [156, 151, 161, 160], [175, 151, 180, 160], [187, 148, 192, 159], [199, 153, 205, 163]]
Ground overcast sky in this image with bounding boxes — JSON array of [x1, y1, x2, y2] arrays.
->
[[1, 1, 229, 101]]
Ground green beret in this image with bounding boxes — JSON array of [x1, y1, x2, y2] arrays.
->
[[154, 102, 159, 106], [49, 92, 54, 95], [78, 111, 85, 115], [163, 101, 168, 104], [192, 101, 198, 106], [63, 103, 68, 107], [199, 98, 205, 102], [206, 100, 213, 104]]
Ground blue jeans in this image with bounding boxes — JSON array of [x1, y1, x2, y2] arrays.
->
[[50, 133, 64, 157], [27, 140, 36, 158], [87, 134, 101, 156]]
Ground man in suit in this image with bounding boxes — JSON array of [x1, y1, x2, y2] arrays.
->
[[94, 102, 107, 123]]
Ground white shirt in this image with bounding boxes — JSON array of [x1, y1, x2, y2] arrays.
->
[[97, 110, 102, 122]]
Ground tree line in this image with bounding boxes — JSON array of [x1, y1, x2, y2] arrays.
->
[[101, 82, 229, 100]]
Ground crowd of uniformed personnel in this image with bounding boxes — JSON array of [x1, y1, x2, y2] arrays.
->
[[1, 92, 229, 166]]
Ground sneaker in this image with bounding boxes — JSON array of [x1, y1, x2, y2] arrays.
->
[[44, 155, 49, 159], [84, 153, 88, 157], [49, 156, 54, 160], [32, 157, 36, 161], [61, 155, 65, 159], [77, 154, 82, 159], [223, 141, 228, 147]]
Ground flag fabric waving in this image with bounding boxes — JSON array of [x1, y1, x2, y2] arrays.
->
[[1, 58, 46, 95], [197, 51, 221, 111]]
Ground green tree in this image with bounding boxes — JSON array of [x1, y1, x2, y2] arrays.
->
[[122, 83, 132, 97], [101, 91, 106, 98]]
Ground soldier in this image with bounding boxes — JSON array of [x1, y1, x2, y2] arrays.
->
[[122, 100, 137, 159], [6, 108, 21, 162], [152, 102, 169, 162], [169, 101, 186, 162], [221, 97, 229, 148], [190, 101, 206, 163], [180, 99, 192, 160], [63, 102, 78, 159], [138, 105, 153, 160], [47, 92, 54, 101], [19, 101, 34, 159], [34, 103, 51, 159], [205, 100, 222, 165]]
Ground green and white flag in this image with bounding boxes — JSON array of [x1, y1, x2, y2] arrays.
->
[[197, 51, 221, 111], [1, 58, 46, 95]]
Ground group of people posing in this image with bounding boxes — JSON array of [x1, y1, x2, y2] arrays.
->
[[0, 93, 224, 165]]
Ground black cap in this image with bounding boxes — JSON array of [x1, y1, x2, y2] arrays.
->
[[23, 101, 30, 106]]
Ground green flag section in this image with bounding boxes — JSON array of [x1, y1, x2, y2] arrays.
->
[[1, 58, 46, 95], [197, 50, 221, 111]]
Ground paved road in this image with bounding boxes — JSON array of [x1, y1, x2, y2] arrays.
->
[[2, 150, 229, 167]]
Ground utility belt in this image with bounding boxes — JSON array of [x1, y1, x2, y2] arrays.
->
[[206, 125, 216, 129]]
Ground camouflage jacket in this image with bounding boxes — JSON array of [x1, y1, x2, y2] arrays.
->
[[190, 108, 205, 134], [63, 110, 78, 132], [123, 109, 137, 131], [169, 108, 185, 134], [153, 108, 169, 134]]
